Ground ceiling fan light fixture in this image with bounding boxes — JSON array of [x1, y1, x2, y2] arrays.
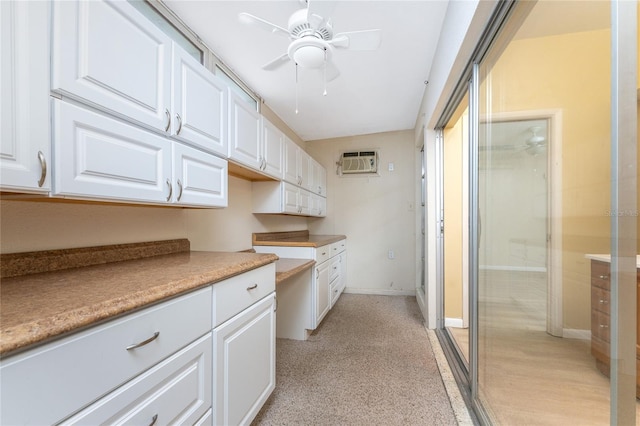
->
[[293, 45, 325, 68], [288, 38, 331, 69]]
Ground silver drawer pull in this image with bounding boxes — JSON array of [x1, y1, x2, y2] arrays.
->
[[164, 109, 171, 132], [126, 331, 160, 351], [599, 274, 609, 280], [149, 414, 158, 426], [599, 299, 609, 304], [322, 252, 327, 256], [247, 284, 258, 291], [599, 324, 609, 328], [166, 178, 173, 202]]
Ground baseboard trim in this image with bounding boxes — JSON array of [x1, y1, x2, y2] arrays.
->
[[563, 328, 591, 340], [445, 318, 464, 328], [343, 287, 416, 296], [479, 265, 547, 273]]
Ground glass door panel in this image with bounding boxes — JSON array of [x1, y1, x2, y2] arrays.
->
[[473, 1, 636, 423]]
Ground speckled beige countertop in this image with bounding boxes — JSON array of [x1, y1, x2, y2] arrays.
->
[[253, 230, 346, 248], [0, 246, 278, 356]]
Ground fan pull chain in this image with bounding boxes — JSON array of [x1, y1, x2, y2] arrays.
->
[[295, 62, 299, 115], [323, 48, 327, 96]]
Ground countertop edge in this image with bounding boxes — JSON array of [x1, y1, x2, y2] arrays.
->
[[0, 253, 278, 356]]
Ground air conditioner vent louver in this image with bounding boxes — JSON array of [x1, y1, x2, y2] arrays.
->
[[340, 151, 378, 174]]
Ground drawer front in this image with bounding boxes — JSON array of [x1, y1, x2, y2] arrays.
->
[[213, 263, 276, 327], [330, 239, 346, 256], [591, 309, 610, 343], [315, 245, 331, 264], [591, 260, 611, 290], [591, 285, 610, 315], [330, 279, 341, 307], [329, 256, 341, 283], [61, 333, 212, 425], [0, 287, 212, 426]]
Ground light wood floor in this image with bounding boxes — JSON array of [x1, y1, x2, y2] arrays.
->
[[446, 270, 640, 425]]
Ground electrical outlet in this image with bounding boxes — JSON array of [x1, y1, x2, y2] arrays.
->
[[388, 250, 395, 259], [388, 162, 394, 172]]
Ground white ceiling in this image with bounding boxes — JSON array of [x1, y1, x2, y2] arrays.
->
[[163, 1, 449, 141]]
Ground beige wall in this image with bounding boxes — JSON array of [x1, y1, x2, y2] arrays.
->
[[443, 117, 464, 319], [306, 130, 418, 295], [1, 176, 307, 254]]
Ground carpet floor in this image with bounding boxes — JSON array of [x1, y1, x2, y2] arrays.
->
[[252, 293, 458, 425]]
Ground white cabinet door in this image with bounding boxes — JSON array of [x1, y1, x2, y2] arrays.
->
[[261, 117, 284, 180], [283, 182, 300, 214], [310, 193, 326, 217], [283, 137, 300, 185], [299, 150, 311, 190], [314, 261, 331, 328], [339, 251, 347, 292], [228, 90, 261, 170], [299, 188, 311, 216], [53, 100, 173, 204], [213, 294, 276, 426], [173, 143, 227, 207], [313, 159, 327, 196], [52, 0, 172, 132], [0, 1, 50, 193], [172, 44, 227, 157]]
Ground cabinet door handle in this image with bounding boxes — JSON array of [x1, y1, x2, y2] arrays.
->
[[126, 331, 160, 351], [149, 414, 158, 426], [176, 113, 183, 135], [599, 324, 609, 328], [166, 178, 173, 202], [37, 151, 47, 187], [274, 295, 278, 312], [599, 275, 609, 280], [164, 109, 171, 132], [247, 283, 258, 291], [599, 299, 608, 304], [176, 179, 183, 201]]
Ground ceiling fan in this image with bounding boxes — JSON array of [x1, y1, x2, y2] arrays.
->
[[238, 0, 382, 86]]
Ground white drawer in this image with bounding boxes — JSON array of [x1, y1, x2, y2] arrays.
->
[[213, 263, 275, 327], [61, 333, 212, 425], [330, 239, 346, 256], [329, 256, 341, 282], [315, 245, 331, 264], [0, 287, 212, 426]]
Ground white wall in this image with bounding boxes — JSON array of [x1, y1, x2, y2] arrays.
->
[[306, 130, 417, 296]]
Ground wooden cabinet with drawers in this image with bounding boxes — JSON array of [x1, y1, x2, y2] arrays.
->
[[589, 259, 640, 398]]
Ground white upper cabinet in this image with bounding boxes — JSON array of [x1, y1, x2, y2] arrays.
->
[[173, 143, 227, 208], [171, 45, 227, 157], [52, 0, 172, 133], [53, 100, 173, 204], [283, 137, 300, 185], [228, 89, 261, 169], [0, 1, 50, 193], [311, 158, 327, 197], [261, 117, 284, 180], [52, 0, 227, 158], [54, 100, 227, 208]]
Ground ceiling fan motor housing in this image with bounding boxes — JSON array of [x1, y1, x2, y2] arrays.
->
[[288, 9, 333, 40]]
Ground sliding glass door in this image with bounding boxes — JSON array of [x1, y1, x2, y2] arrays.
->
[[435, 1, 638, 423]]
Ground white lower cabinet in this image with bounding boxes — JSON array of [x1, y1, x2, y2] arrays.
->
[[212, 263, 276, 426], [254, 239, 346, 334], [53, 100, 227, 207], [0, 287, 212, 426]]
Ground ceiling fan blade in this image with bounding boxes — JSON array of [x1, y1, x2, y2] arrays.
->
[[306, 0, 335, 29], [262, 53, 291, 71], [238, 12, 291, 38], [331, 29, 382, 50]]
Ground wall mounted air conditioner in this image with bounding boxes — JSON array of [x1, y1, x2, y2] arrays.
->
[[340, 151, 378, 174]]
